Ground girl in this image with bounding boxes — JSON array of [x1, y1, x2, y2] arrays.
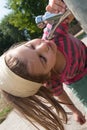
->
[[0, 44, 67, 130], [0, 14, 86, 130]]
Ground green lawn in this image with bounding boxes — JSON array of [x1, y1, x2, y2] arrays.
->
[[0, 94, 12, 124]]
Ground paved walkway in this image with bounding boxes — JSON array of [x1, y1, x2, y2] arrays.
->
[[0, 36, 87, 130]]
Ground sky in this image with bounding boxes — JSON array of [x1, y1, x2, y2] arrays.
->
[[0, 0, 11, 21]]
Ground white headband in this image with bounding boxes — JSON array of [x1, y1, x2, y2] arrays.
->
[[0, 56, 42, 97]]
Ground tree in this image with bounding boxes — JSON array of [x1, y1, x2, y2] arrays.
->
[[0, 15, 30, 55], [7, 0, 48, 38]]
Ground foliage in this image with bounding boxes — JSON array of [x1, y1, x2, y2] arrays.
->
[[0, 15, 29, 55], [7, 0, 48, 38], [0, 0, 48, 54]]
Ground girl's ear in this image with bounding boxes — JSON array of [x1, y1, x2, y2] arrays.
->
[[5, 54, 18, 69]]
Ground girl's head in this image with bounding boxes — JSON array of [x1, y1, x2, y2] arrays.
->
[[0, 38, 57, 97], [7, 38, 57, 78]]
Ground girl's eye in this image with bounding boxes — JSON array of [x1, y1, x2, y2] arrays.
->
[[31, 44, 35, 49], [25, 44, 35, 49], [39, 55, 47, 63]]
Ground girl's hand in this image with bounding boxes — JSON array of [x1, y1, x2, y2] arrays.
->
[[46, 0, 66, 13], [73, 110, 86, 125]]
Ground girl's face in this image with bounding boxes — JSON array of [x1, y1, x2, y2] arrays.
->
[[7, 39, 57, 76]]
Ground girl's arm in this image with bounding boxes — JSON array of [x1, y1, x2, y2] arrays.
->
[[57, 90, 86, 125]]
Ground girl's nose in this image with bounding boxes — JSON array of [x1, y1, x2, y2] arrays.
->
[[36, 42, 49, 53]]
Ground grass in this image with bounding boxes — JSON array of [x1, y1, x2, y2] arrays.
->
[[77, 32, 86, 39], [0, 106, 12, 124], [0, 93, 12, 124]]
